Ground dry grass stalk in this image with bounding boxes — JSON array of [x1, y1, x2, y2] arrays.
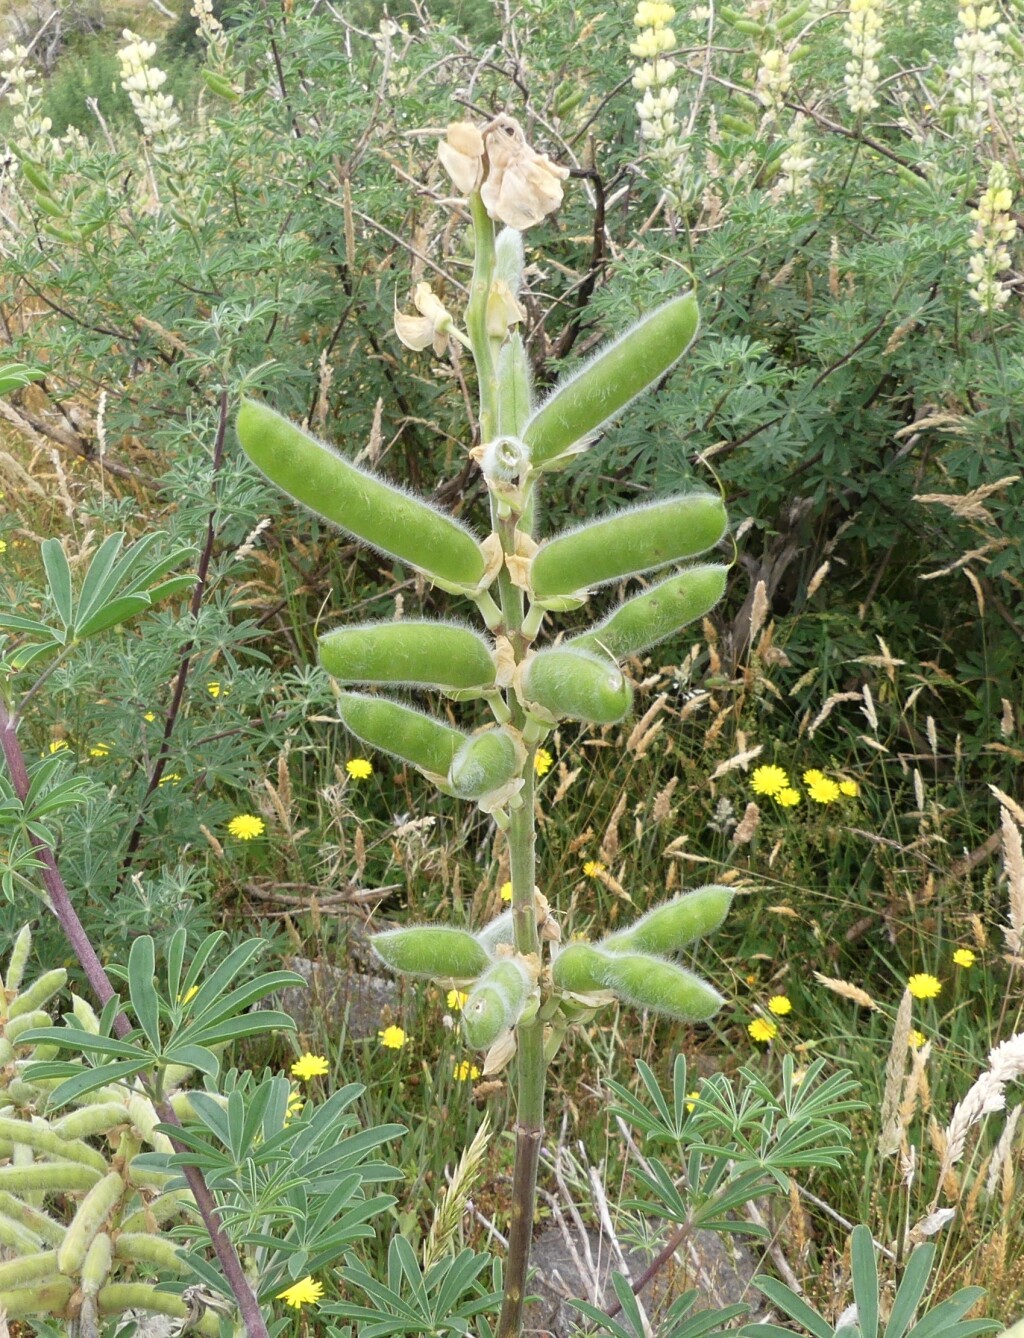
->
[[595, 866, 632, 902], [709, 744, 763, 780], [985, 1105, 1021, 1199], [1001, 698, 1016, 738], [861, 683, 879, 733], [748, 579, 769, 648], [963, 566, 985, 617], [808, 691, 861, 737], [198, 824, 225, 859], [422, 1112, 492, 1270], [806, 561, 830, 601], [877, 989, 913, 1157], [551, 764, 581, 805], [233, 517, 272, 563], [905, 1207, 956, 1249], [600, 791, 629, 865], [999, 805, 1024, 955], [919, 540, 1008, 581], [732, 801, 760, 846], [354, 825, 366, 879], [912, 474, 1020, 523], [813, 972, 878, 1010], [652, 775, 678, 825], [899, 1040, 932, 1129], [626, 694, 668, 756], [938, 1034, 1024, 1193]]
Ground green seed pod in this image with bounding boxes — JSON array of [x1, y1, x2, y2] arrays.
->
[[0, 1039, 13, 1066], [236, 400, 486, 589], [8, 968, 67, 1020], [18, 159, 55, 195], [0, 1250, 58, 1290], [530, 494, 727, 599], [71, 994, 101, 1034], [201, 68, 240, 100], [119, 1190, 190, 1234], [602, 886, 734, 956], [475, 910, 515, 957], [51, 1104, 131, 1142], [113, 1231, 189, 1273], [5, 926, 31, 993], [5, 1010, 51, 1045], [522, 294, 699, 466], [597, 952, 724, 1022], [81, 1232, 113, 1295], [551, 943, 611, 994], [372, 926, 490, 981], [495, 227, 526, 296], [462, 959, 533, 1049], [448, 728, 521, 799], [319, 620, 496, 691], [0, 1191, 65, 1246], [522, 647, 633, 724], [0, 1213, 42, 1254], [571, 565, 728, 662], [56, 1172, 123, 1276], [336, 692, 464, 777], [0, 1279, 75, 1317], [0, 1118, 107, 1173], [497, 334, 534, 438]]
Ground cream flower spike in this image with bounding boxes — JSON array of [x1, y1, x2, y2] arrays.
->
[[438, 120, 486, 194], [394, 282, 456, 355], [481, 115, 569, 230]]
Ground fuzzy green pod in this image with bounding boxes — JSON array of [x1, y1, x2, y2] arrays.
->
[[0, 1118, 107, 1174], [522, 294, 699, 465], [0, 1251, 59, 1290], [56, 1172, 123, 1276], [602, 886, 734, 956], [236, 400, 486, 589], [8, 968, 67, 1020], [0, 1214, 42, 1253], [448, 728, 520, 799], [475, 910, 515, 957], [51, 1105, 131, 1142], [71, 993, 101, 1034], [530, 494, 727, 600], [119, 1190, 190, 1234], [0, 1279, 75, 1317], [5, 926, 31, 993], [571, 565, 728, 662], [320, 621, 496, 691], [462, 959, 533, 1049], [551, 942, 611, 994], [81, 1232, 113, 1295], [113, 1232, 189, 1273], [522, 646, 633, 724], [5, 1010, 51, 1045], [497, 333, 534, 438], [0, 1192, 65, 1246], [336, 691, 464, 777], [372, 926, 490, 980], [597, 952, 724, 1022]]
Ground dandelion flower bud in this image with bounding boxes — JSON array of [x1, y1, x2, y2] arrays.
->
[[439, 120, 485, 194]]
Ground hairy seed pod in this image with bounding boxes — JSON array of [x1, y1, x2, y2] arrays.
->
[[56, 1172, 123, 1276], [336, 692, 464, 777], [530, 494, 727, 599], [319, 620, 496, 691], [462, 959, 533, 1049], [8, 969, 67, 1020], [475, 909, 515, 957], [551, 942, 611, 994], [0, 1119, 107, 1173], [5, 926, 31, 993], [119, 1191, 190, 1235], [113, 1232, 189, 1273], [597, 952, 724, 1022], [602, 886, 734, 956], [522, 647, 633, 724], [522, 294, 699, 465], [71, 994, 101, 1034], [0, 1250, 59, 1290], [496, 333, 534, 438], [51, 1105, 131, 1142], [80, 1232, 113, 1295], [236, 400, 486, 589], [571, 565, 728, 662], [5, 1010, 50, 1045], [372, 926, 490, 980], [0, 1192, 64, 1247], [448, 729, 521, 799], [0, 1039, 13, 1066], [495, 227, 526, 297]]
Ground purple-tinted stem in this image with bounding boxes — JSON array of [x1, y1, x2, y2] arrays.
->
[[0, 695, 270, 1338]]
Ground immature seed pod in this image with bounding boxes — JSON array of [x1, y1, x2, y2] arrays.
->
[[602, 886, 734, 956], [56, 1171, 123, 1276], [336, 692, 464, 777], [372, 926, 490, 980], [475, 909, 515, 957], [496, 333, 534, 438], [5, 1010, 51, 1044], [462, 959, 533, 1049], [319, 620, 496, 691], [597, 952, 724, 1022], [80, 1232, 113, 1295], [8, 968, 67, 1020], [522, 647, 633, 724], [530, 494, 727, 600], [113, 1232, 191, 1273], [0, 1191, 65, 1246], [5, 926, 31, 992], [0, 1249, 59, 1290], [571, 565, 728, 662], [551, 942, 611, 994], [52, 1105, 131, 1142], [236, 400, 486, 589], [522, 294, 699, 465], [448, 728, 521, 799]]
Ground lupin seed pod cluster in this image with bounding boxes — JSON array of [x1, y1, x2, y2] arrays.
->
[[0, 928, 219, 1334], [234, 112, 733, 1058]]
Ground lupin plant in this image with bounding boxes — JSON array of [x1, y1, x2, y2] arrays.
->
[[236, 111, 733, 1338]]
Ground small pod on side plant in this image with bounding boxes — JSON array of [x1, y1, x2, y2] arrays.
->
[[530, 494, 727, 600], [56, 1172, 123, 1276], [522, 646, 633, 724], [551, 942, 611, 994], [319, 620, 496, 691], [571, 565, 728, 662], [522, 294, 699, 466], [236, 400, 486, 590], [372, 926, 491, 980], [336, 692, 464, 777], [448, 728, 521, 799], [597, 952, 724, 1022], [462, 959, 533, 1049], [602, 885, 734, 956]]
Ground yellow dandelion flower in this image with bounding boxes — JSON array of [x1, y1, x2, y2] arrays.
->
[[748, 1017, 778, 1043], [802, 769, 825, 785], [686, 1089, 700, 1112], [277, 1276, 323, 1309], [453, 1059, 480, 1081], [952, 948, 976, 969], [907, 973, 941, 1000], [227, 813, 264, 840], [379, 1025, 408, 1050], [752, 765, 789, 796], [500, 880, 513, 902], [144, 711, 156, 722], [89, 743, 110, 758], [285, 1087, 305, 1124], [158, 772, 181, 787], [47, 740, 69, 755], [838, 779, 859, 797], [207, 681, 221, 698], [909, 1029, 926, 1049], [807, 776, 841, 804], [346, 757, 373, 780], [745, 973, 758, 986], [768, 995, 792, 1015], [534, 748, 554, 777], [447, 989, 469, 1011], [583, 860, 606, 878], [776, 787, 801, 807], [290, 1052, 329, 1081]]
